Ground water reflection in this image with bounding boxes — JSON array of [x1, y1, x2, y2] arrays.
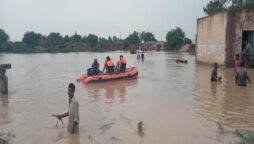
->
[[195, 65, 254, 128], [84, 78, 138, 104], [67, 134, 80, 144], [0, 95, 10, 125]]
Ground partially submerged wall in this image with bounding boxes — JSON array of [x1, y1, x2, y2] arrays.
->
[[197, 12, 228, 66]]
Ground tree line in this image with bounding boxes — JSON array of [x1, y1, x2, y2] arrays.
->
[[0, 28, 192, 53]]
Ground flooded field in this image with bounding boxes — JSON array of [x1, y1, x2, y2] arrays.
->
[[0, 51, 254, 144]]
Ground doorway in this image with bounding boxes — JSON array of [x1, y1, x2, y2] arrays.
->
[[242, 31, 254, 51], [242, 31, 254, 67]]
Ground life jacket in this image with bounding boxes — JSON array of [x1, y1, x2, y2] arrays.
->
[[120, 57, 126, 64], [106, 60, 114, 67]]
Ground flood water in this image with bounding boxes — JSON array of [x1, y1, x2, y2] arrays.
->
[[0, 51, 254, 144]]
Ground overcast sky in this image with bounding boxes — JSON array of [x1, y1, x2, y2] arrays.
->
[[0, 0, 210, 41]]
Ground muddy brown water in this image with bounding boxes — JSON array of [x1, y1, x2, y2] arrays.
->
[[0, 51, 254, 144]]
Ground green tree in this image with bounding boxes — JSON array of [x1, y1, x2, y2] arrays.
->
[[166, 27, 185, 50], [140, 31, 157, 42], [22, 31, 44, 48], [69, 33, 82, 42], [112, 36, 120, 42], [63, 35, 69, 43], [184, 37, 192, 44], [123, 31, 141, 49], [203, 0, 227, 15], [0, 29, 9, 44], [82, 36, 88, 43], [0, 29, 9, 50], [46, 32, 63, 48], [87, 34, 98, 48], [108, 36, 112, 43], [97, 37, 108, 50], [204, 0, 254, 15]]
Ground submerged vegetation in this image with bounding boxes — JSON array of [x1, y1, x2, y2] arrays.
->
[[217, 123, 254, 144]]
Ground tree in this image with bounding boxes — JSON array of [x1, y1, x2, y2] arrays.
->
[[82, 36, 88, 43], [203, 0, 227, 15], [140, 31, 157, 42], [112, 36, 120, 42], [123, 31, 141, 49], [87, 34, 98, 48], [97, 37, 108, 50], [166, 27, 185, 50], [69, 33, 82, 42], [22, 31, 44, 48], [204, 0, 254, 15], [184, 37, 192, 44], [0, 29, 9, 44], [46, 32, 63, 48], [63, 35, 69, 43], [108, 36, 112, 43]]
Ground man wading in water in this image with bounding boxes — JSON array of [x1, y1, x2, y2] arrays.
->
[[57, 83, 79, 134]]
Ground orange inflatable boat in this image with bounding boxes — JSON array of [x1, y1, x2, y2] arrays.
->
[[77, 67, 138, 83]]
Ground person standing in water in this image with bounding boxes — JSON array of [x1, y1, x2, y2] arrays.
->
[[211, 62, 222, 82], [137, 52, 140, 60], [0, 70, 8, 94], [233, 54, 241, 76], [235, 62, 251, 87], [57, 83, 79, 134], [141, 52, 144, 60]]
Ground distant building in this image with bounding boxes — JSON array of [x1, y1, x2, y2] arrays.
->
[[196, 10, 254, 67], [106, 42, 124, 51], [129, 41, 166, 51], [141, 41, 165, 51], [181, 44, 196, 53]]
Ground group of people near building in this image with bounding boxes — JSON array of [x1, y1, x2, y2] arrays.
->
[[87, 55, 127, 76], [211, 54, 251, 87]]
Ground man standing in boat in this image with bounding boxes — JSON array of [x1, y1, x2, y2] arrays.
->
[[120, 55, 127, 71], [57, 83, 79, 134]]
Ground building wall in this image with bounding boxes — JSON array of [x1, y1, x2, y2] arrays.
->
[[232, 11, 254, 54], [197, 12, 228, 65]]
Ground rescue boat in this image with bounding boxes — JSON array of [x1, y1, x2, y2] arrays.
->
[[77, 67, 138, 83]]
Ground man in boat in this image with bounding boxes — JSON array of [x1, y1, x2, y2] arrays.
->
[[119, 55, 127, 71], [235, 62, 251, 87], [0, 70, 8, 94], [103, 56, 115, 73], [57, 83, 79, 134], [211, 62, 222, 82], [92, 58, 100, 74]]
